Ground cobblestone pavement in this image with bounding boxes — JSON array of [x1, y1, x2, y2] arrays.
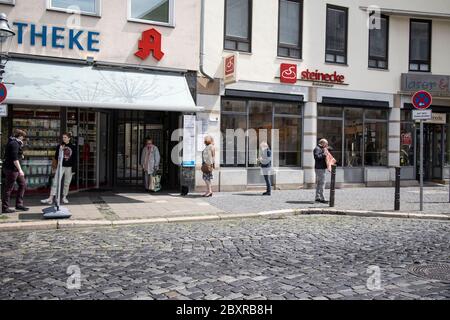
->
[[204, 187, 450, 215], [0, 215, 449, 300]]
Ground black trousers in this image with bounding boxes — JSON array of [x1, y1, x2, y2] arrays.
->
[[263, 175, 271, 193]]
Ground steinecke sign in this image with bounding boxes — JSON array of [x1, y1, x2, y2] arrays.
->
[[13, 22, 100, 52]]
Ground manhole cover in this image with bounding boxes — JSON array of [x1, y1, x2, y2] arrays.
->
[[407, 263, 450, 282]]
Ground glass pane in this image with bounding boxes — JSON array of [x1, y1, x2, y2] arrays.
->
[[274, 117, 301, 166], [401, 123, 415, 166], [279, 0, 300, 47], [318, 106, 343, 118], [221, 114, 247, 167], [365, 122, 388, 166], [401, 109, 412, 122], [224, 40, 236, 50], [51, 0, 96, 13], [274, 103, 301, 116], [368, 59, 377, 68], [365, 109, 388, 120], [131, 0, 170, 23], [222, 99, 246, 113], [420, 64, 430, 71], [288, 49, 301, 59], [409, 63, 419, 71], [237, 42, 250, 52], [410, 21, 430, 61], [369, 17, 387, 59], [226, 0, 249, 39], [344, 108, 363, 167], [378, 60, 387, 69], [326, 7, 347, 53], [445, 125, 450, 166], [317, 119, 343, 166], [336, 55, 346, 64], [278, 47, 289, 57], [248, 101, 273, 167], [326, 54, 335, 62]]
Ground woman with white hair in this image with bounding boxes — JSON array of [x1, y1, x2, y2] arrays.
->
[[201, 135, 215, 197], [314, 138, 329, 203]]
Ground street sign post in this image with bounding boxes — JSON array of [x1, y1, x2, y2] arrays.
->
[[412, 90, 433, 211]]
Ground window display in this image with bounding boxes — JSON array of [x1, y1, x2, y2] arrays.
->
[[12, 107, 61, 191]]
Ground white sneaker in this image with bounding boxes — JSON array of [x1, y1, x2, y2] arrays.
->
[[40, 198, 53, 204], [62, 197, 69, 204]]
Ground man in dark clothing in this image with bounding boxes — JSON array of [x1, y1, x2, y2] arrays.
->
[[2, 129, 29, 213], [314, 138, 329, 203]]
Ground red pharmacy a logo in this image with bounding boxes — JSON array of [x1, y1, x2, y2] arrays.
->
[[135, 28, 165, 61]]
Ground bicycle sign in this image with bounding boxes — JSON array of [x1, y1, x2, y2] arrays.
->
[[412, 90, 432, 110]]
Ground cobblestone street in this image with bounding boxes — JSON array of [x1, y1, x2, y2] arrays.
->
[[0, 215, 449, 300]]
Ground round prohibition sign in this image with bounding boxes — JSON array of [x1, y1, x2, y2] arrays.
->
[[0, 83, 7, 104], [412, 90, 432, 110]]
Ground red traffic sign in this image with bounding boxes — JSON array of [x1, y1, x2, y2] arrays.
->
[[412, 90, 432, 110], [0, 83, 7, 104]]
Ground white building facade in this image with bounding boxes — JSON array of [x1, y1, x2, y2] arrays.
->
[[1, 0, 201, 193], [197, 0, 450, 191]]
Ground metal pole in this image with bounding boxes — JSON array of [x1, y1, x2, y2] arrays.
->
[[329, 165, 336, 207], [394, 166, 401, 211], [0, 116, 2, 205], [420, 120, 424, 211]]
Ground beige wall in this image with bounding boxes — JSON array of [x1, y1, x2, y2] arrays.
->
[[203, 0, 450, 94], [0, 0, 200, 71]]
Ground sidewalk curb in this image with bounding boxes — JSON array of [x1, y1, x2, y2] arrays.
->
[[0, 209, 448, 232]]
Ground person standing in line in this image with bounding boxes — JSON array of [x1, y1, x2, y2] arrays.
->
[[2, 129, 29, 213], [201, 135, 215, 197], [140, 138, 160, 191], [314, 138, 329, 203], [41, 133, 76, 204], [258, 142, 272, 196]]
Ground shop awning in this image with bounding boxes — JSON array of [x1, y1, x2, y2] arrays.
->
[[4, 60, 201, 112]]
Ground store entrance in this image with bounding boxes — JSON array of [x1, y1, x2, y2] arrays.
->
[[417, 124, 444, 181], [114, 111, 180, 191]]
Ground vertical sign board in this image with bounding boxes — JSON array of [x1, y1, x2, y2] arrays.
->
[[412, 90, 433, 211], [224, 53, 238, 85], [182, 115, 196, 167]]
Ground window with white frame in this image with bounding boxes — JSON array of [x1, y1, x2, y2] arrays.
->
[[48, 0, 100, 15], [129, 0, 174, 25]]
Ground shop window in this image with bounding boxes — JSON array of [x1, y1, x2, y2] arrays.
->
[[224, 0, 252, 52], [409, 19, 432, 72], [0, 0, 15, 5], [317, 119, 343, 166], [325, 5, 348, 64], [369, 15, 389, 69], [318, 105, 343, 118], [274, 102, 302, 166], [129, 0, 174, 25], [445, 115, 450, 166], [364, 122, 388, 166], [248, 101, 273, 167], [278, 0, 303, 59], [49, 0, 100, 15], [400, 110, 415, 167], [221, 99, 302, 168], [344, 108, 363, 167]]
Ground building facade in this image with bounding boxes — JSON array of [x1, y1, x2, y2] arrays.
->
[[1, 0, 201, 193], [197, 0, 450, 191]]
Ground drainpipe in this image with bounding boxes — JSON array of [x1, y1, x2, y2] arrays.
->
[[200, 0, 214, 81]]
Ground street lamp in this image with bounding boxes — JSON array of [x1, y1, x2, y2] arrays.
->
[[0, 12, 15, 207]]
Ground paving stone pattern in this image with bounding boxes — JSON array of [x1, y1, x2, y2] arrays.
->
[[0, 215, 449, 300]]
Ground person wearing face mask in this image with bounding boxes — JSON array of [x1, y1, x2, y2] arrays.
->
[[2, 129, 29, 214], [41, 133, 76, 205]]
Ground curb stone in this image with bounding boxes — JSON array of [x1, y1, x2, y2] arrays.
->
[[0, 209, 448, 232]]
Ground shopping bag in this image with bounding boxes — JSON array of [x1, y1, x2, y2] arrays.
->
[[148, 174, 156, 191], [326, 150, 337, 172], [153, 174, 162, 192]]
